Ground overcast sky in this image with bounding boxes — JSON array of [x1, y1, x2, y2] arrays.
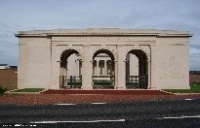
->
[[0, 0, 199, 70]]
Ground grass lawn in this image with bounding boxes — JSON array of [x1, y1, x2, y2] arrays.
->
[[164, 84, 200, 93], [11, 88, 44, 92]]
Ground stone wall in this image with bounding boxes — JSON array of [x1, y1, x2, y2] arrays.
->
[[157, 37, 190, 89], [18, 37, 51, 89]]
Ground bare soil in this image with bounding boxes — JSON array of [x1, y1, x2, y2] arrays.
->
[[0, 69, 17, 90], [190, 75, 200, 84]]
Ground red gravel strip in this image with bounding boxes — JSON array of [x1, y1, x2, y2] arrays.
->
[[42, 89, 171, 95], [1, 94, 200, 106]]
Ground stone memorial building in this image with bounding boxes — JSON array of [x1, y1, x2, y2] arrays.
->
[[15, 28, 192, 90]]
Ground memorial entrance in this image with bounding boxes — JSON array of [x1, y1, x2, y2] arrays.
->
[[60, 49, 82, 89], [16, 28, 192, 90], [92, 49, 115, 89], [126, 50, 148, 89]]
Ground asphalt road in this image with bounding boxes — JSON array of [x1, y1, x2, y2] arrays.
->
[[1, 98, 200, 127]]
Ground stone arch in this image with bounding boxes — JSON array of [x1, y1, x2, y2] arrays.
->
[[125, 49, 148, 89], [139, 46, 151, 61], [60, 46, 83, 63], [92, 48, 115, 60], [60, 48, 82, 89], [60, 49, 81, 67], [124, 46, 148, 59], [92, 48, 115, 89]]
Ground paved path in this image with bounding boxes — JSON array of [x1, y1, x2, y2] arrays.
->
[[1, 98, 200, 127]]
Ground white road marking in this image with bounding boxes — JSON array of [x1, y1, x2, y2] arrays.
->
[[30, 119, 125, 124], [14, 124, 36, 127], [91, 102, 107, 105], [161, 115, 200, 119], [56, 103, 76, 106], [185, 98, 192, 101]]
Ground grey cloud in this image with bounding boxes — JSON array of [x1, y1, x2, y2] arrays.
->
[[0, 0, 199, 70], [190, 44, 200, 50]]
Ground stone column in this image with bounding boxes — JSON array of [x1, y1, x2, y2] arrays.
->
[[92, 60, 95, 76], [126, 54, 130, 81], [114, 60, 118, 88], [150, 45, 158, 89], [147, 60, 151, 89], [79, 60, 82, 76], [51, 45, 60, 89], [116, 46, 126, 89], [64, 61, 68, 87], [77, 59, 79, 76], [82, 45, 93, 89], [104, 60, 107, 75], [96, 60, 99, 76], [59, 67, 63, 88]]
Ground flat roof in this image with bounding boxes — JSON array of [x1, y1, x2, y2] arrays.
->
[[15, 28, 193, 37]]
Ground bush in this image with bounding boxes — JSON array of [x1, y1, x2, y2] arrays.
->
[[93, 80, 112, 85], [67, 81, 82, 88], [67, 80, 114, 89], [126, 82, 139, 88], [67, 81, 82, 85], [93, 80, 113, 89], [0, 86, 7, 94]]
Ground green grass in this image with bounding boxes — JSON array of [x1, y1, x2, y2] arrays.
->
[[164, 84, 200, 93], [11, 88, 44, 92]]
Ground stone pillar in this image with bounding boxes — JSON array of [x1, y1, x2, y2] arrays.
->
[[51, 45, 60, 89], [150, 45, 158, 89], [126, 54, 130, 81], [116, 46, 126, 89], [139, 61, 142, 76], [114, 60, 118, 88], [59, 67, 62, 88], [92, 60, 95, 75], [59, 65, 66, 88], [77, 59, 79, 76], [147, 60, 151, 89], [104, 60, 107, 75], [96, 60, 99, 76], [78, 55, 82, 77], [65, 61, 68, 86], [82, 45, 93, 89]]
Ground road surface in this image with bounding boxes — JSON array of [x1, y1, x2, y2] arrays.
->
[[1, 98, 200, 127]]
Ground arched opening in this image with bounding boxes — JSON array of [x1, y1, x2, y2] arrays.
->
[[93, 49, 115, 89], [60, 49, 82, 89], [126, 50, 148, 89]]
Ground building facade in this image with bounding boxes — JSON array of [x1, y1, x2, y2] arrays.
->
[[15, 28, 192, 90], [0, 64, 10, 70]]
